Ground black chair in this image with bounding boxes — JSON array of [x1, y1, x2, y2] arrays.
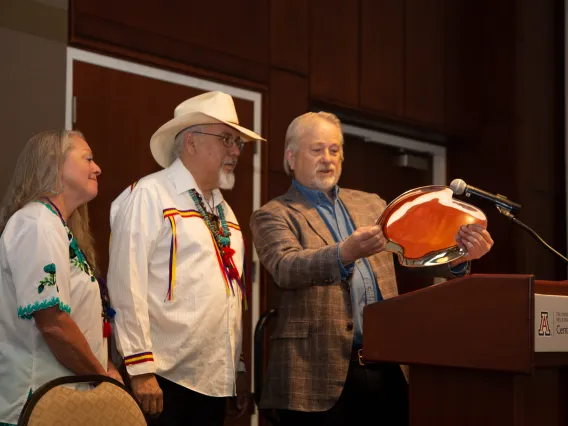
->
[[253, 308, 280, 425]]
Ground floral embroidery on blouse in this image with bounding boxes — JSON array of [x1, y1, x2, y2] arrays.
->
[[38, 199, 115, 334], [35, 200, 96, 283], [16, 201, 99, 322], [69, 239, 96, 283], [38, 263, 57, 294], [17, 296, 71, 320]]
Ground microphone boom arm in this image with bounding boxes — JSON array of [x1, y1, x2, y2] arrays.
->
[[465, 189, 522, 214], [496, 206, 568, 264]]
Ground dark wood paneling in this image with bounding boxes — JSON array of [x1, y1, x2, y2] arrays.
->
[[270, 0, 309, 75], [73, 0, 269, 62], [514, 0, 566, 281], [410, 366, 565, 426], [404, 0, 445, 127], [267, 170, 292, 202], [268, 70, 309, 174], [515, 369, 565, 426], [447, 0, 518, 278], [310, 0, 359, 107], [70, 0, 269, 84], [449, 124, 520, 276], [411, 367, 517, 425], [478, 0, 516, 124], [360, 0, 404, 117], [443, 0, 482, 139]]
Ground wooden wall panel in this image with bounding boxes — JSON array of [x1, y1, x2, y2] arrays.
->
[[405, 0, 445, 127], [70, 0, 269, 84], [478, 0, 516, 124], [310, 0, 359, 107], [268, 69, 309, 174], [262, 69, 309, 388], [448, 0, 518, 276], [449, 124, 519, 276], [514, 0, 566, 280], [360, 0, 404, 117], [443, 0, 482, 139], [267, 171, 293, 204], [270, 0, 309, 75]]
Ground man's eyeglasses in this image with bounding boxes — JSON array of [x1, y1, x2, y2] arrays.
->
[[191, 131, 246, 152]]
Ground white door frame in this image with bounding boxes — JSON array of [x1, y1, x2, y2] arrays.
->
[[65, 47, 263, 426], [341, 124, 448, 185]]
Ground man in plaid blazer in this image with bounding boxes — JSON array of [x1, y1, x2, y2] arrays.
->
[[250, 112, 494, 426]]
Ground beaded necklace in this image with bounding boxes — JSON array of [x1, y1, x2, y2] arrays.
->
[[188, 189, 245, 298], [189, 190, 231, 248], [40, 198, 115, 337]]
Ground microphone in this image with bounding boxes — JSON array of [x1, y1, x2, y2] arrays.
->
[[450, 178, 522, 214]]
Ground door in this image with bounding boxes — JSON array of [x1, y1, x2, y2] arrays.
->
[[73, 59, 256, 426]]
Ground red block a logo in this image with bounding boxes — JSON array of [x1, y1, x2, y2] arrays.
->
[[539, 312, 551, 336]]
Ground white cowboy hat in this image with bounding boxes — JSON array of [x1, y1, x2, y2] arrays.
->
[[150, 91, 265, 168]]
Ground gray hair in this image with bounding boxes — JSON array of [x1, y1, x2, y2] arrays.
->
[[283, 112, 343, 175], [171, 124, 205, 163]]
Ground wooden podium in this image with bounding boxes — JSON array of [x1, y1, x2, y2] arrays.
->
[[362, 274, 568, 426]]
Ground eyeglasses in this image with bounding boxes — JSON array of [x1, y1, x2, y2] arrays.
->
[[191, 131, 246, 152]]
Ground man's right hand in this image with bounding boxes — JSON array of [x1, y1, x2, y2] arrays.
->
[[339, 225, 387, 264], [130, 373, 163, 416]]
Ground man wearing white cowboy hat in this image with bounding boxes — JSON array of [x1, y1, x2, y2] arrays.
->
[[107, 91, 265, 425]]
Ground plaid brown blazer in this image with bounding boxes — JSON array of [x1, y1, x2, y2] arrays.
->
[[251, 186, 402, 412], [252, 185, 461, 411]]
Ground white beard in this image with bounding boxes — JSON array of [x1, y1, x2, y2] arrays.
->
[[218, 168, 235, 190], [311, 172, 340, 194]]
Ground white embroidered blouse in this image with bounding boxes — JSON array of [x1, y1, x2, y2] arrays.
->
[[0, 202, 107, 425]]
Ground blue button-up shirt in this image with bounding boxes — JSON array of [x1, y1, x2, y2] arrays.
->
[[293, 180, 380, 346], [293, 180, 470, 347]]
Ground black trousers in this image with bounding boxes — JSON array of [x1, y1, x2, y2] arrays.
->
[[149, 375, 227, 426], [277, 360, 409, 426]]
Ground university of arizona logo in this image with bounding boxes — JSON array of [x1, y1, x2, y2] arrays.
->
[[539, 312, 551, 336]]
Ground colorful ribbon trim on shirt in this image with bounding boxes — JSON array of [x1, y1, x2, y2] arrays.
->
[[124, 351, 154, 366], [166, 216, 178, 301], [162, 208, 247, 307]]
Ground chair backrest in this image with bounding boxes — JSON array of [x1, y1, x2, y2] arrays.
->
[[17, 375, 146, 426], [253, 308, 278, 406], [253, 308, 280, 426]]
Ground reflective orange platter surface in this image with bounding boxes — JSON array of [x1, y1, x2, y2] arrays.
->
[[377, 186, 487, 267]]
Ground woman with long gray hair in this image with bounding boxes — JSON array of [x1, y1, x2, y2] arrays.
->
[[0, 130, 122, 426]]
